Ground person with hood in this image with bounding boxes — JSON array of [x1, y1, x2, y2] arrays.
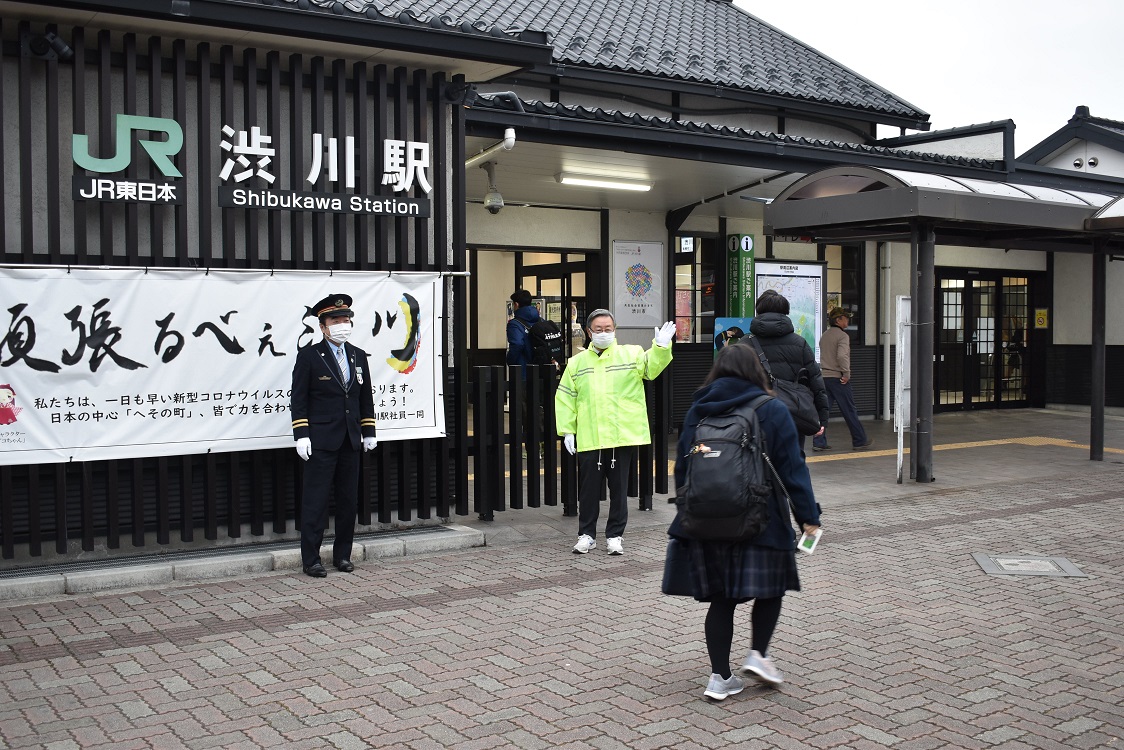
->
[[745, 290, 829, 452], [672, 343, 821, 701], [556, 309, 676, 555], [506, 289, 541, 372]]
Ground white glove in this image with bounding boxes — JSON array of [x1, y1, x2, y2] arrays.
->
[[295, 437, 312, 461], [363, 436, 378, 452], [563, 434, 576, 455], [654, 320, 676, 347]]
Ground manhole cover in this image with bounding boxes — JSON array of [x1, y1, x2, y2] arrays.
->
[[972, 553, 1087, 577]]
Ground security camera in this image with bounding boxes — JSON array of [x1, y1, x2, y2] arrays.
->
[[27, 32, 73, 61], [484, 188, 504, 215], [480, 161, 503, 215]]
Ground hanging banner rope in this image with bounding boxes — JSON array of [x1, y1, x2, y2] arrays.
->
[[0, 267, 446, 465]]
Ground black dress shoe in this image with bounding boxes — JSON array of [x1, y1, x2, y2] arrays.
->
[[303, 563, 327, 578], [333, 559, 355, 573]]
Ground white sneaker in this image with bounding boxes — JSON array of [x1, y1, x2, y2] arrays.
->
[[572, 535, 596, 554], [742, 649, 784, 685], [703, 673, 744, 701], [606, 537, 624, 555]]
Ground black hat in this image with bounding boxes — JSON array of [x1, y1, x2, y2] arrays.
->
[[312, 294, 355, 320]]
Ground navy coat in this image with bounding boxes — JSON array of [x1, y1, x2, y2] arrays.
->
[[747, 312, 830, 426], [290, 340, 376, 451], [672, 378, 820, 550]]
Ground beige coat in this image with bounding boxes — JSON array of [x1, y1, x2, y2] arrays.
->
[[818, 325, 851, 379]]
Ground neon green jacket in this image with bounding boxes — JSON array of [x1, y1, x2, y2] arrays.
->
[[555, 339, 672, 451]]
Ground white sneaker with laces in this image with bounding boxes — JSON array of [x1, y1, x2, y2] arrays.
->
[[572, 535, 596, 554], [606, 537, 624, 555], [742, 649, 784, 685], [703, 673, 744, 701]]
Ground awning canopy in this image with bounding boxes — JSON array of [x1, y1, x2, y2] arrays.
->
[[765, 165, 1124, 252]]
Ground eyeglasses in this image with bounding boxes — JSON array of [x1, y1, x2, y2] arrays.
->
[[589, 325, 615, 333]]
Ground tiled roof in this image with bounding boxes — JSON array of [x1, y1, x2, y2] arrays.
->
[[239, 0, 926, 121], [479, 96, 990, 169]]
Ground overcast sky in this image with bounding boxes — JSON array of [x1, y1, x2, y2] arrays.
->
[[734, 0, 1124, 155]]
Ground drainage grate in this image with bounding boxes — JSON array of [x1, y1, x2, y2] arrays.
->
[[972, 553, 1087, 577]]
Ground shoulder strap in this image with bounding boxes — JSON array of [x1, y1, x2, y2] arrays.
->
[[747, 393, 796, 516], [514, 317, 532, 333], [746, 336, 775, 379]]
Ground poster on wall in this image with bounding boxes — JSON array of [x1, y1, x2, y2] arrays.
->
[[714, 317, 754, 351], [0, 267, 446, 465], [612, 240, 664, 327], [754, 260, 826, 359]]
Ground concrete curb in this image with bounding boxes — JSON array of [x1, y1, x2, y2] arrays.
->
[[0, 525, 487, 602]]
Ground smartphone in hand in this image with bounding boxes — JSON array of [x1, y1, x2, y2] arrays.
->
[[797, 529, 822, 554]]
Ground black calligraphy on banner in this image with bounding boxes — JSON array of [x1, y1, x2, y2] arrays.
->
[[62, 299, 146, 372], [0, 304, 62, 373]]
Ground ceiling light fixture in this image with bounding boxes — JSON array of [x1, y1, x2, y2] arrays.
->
[[556, 172, 652, 192]]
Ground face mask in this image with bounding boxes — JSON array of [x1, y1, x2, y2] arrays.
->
[[590, 332, 616, 349], [327, 322, 352, 343]]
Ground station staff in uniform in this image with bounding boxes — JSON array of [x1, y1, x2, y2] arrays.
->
[[291, 294, 378, 578]]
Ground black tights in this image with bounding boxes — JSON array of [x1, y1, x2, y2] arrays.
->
[[705, 596, 784, 678]]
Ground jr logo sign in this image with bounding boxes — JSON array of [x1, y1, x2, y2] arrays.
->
[[73, 114, 184, 177]]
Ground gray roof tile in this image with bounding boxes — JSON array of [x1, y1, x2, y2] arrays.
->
[[230, 0, 925, 120]]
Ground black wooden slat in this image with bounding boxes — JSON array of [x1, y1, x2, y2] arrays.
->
[[451, 86, 469, 516], [98, 30, 113, 260], [415, 440, 431, 520], [1, 467, 14, 559], [45, 24, 61, 263], [524, 370, 541, 508], [392, 67, 408, 268], [156, 456, 169, 545], [243, 48, 259, 268], [358, 450, 372, 525], [272, 452, 287, 534], [228, 453, 241, 538], [180, 454, 193, 542], [288, 53, 305, 267], [376, 441, 391, 524], [27, 466, 41, 557], [373, 65, 389, 268], [220, 45, 235, 265], [508, 370, 524, 509], [204, 453, 217, 540], [488, 365, 506, 513], [71, 28, 87, 261], [310, 56, 325, 267], [412, 68, 429, 270], [396, 442, 411, 522], [131, 459, 145, 547], [80, 464, 94, 552], [124, 33, 139, 265], [542, 369, 559, 507], [172, 39, 187, 264], [266, 51, 281, 268], [332, 58, 347, 265], [196, 43, 212, 262], [0, 19, 6, 259], [149, 37, 164, 264], [250, 452, 264, 536], [432, 71, 447, 272], [471, 367, 488, 518], [52, 465, 66, 554], [106, 460, 120, 548], [17, 22, 34, 261], [353, 61, 369, 269]]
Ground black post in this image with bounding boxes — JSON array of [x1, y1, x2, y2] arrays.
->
[[916, 224, 936, 483], [472, 367, 492, 521], [1091, 241, 1106, 461]]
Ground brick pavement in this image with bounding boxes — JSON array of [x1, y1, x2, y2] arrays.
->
[[1, 410, 1123, 749]]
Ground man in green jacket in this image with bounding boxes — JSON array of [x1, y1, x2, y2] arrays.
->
[[556, 309, 675, 555]]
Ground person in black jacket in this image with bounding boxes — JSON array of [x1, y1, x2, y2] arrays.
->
[[745, 290, 829, 452], [291, 294, 378, 578], [672, 343, 821, 700]]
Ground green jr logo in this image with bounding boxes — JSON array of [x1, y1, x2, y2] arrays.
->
[[73, 114, 184, 177]]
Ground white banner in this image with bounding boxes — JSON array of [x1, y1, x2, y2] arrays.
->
[[0, 267, 446, 465], [612, 240, 664, 327]]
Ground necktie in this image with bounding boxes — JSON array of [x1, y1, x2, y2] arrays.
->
[[336, 346, 349, 385]]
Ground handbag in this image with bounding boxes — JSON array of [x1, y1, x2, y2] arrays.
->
[[745, 336, 821, 436], [661, 537, 694, 596]]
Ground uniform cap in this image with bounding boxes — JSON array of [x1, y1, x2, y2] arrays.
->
[[313, 294, 355, 319]]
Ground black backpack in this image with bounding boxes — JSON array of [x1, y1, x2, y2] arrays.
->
[[676, 395, 780, 542], [518, 317, 564, 367]]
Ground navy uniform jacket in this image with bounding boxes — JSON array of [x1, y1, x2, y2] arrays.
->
[[290, 340, 376, 450]]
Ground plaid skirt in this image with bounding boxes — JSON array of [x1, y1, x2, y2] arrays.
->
[[687, 541, 800, 602]]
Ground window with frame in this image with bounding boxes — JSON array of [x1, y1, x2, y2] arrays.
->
[[673, 235, 718, 343]]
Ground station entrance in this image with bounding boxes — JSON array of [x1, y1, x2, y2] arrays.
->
[[935, 270, 1042, 411]]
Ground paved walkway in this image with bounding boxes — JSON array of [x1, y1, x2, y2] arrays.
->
[[1, 410, 1122, 749]]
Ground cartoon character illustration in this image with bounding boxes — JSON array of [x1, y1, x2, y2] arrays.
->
[[0, 384, 21, 425]]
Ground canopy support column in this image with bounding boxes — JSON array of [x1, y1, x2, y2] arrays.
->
[[912, 223, 935, 482], [1091, 239, 1106, 461]]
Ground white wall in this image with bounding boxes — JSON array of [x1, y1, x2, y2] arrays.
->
[[1053, 253, 1124, 345], [467, 204, 600, 248], [474, 251, 515, 350], [887, 132, 1005, 161], [937, 245, 1046, 271]]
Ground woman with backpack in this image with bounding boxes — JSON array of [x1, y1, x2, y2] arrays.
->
[[671, 343, 821, 701]]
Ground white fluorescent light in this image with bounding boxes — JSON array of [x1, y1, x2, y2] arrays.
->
[[556, 172, 652, 192]]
